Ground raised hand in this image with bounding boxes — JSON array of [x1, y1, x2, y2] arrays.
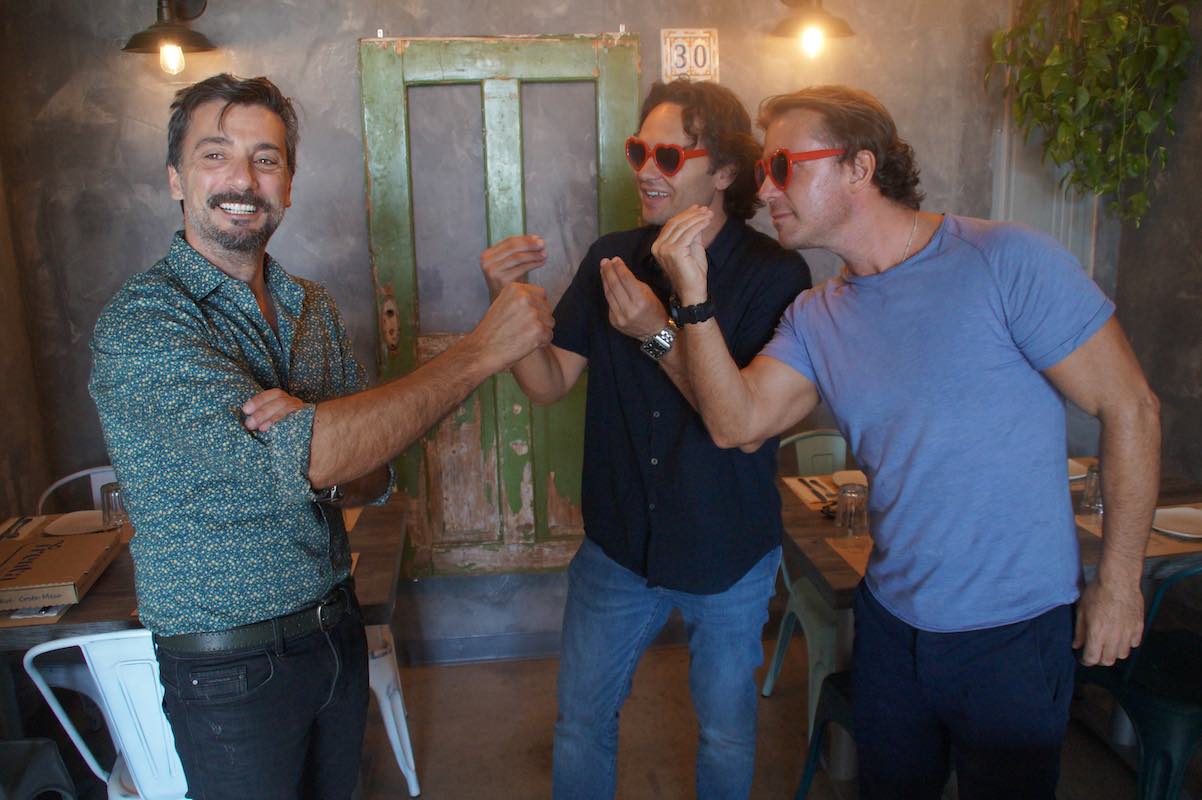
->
[[480, 235, 547, 299], [469, 282, 555, 373], [600, 257, 668, 341], [242, 388, 305, 432], [650, 206, 713, 304]]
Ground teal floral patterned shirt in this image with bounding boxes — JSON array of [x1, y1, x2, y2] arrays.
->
[[90, 233, 387, 635]]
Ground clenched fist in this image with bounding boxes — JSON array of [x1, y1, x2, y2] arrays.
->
[[469, 282, 555, 373]]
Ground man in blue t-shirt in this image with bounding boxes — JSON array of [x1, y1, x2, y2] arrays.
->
[[656, 85, 1161, 798], [478, 80, 810, 798]]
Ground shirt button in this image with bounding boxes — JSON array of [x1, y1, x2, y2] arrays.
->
[[652, 410, 660, 418], [648, 502, 656, 511], [650, 457, 658, 466]]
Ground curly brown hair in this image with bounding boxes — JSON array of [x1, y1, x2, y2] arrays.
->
[[757, 86, 924, 210], [639, 79, 762, 220]]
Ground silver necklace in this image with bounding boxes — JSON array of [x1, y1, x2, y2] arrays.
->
[[900, 210, 919, 263]]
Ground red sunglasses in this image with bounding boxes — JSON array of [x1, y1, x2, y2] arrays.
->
[[755, 147, 847, 190], [625, 136, 708, 177]]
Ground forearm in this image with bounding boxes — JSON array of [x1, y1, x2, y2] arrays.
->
[[308, 337, 497, 486], [657, 341, 698, 410], [1095, 394, 1162, 586], [511, 346, 571, 405], [680, 319, 764, 448]]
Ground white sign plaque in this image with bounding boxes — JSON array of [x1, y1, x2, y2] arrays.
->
[[661, 29, 719, 83]]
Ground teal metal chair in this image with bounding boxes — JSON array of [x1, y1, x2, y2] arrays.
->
[[1077, 562, 1202, 800], [794, 669, 853, 799], [763, 430, 849, 702], [779, 429, 848, 480]]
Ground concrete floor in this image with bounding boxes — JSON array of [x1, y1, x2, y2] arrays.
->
[[363, 635, 1148, 800]]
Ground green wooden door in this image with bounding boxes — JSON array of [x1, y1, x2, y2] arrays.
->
[[360, 35, 640, 576]]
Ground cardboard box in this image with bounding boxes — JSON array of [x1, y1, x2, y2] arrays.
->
[[0, 528, 121, 611]]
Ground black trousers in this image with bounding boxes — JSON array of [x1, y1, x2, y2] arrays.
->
[[852, 581, 1075, 800], [156, 599, 369, 800]]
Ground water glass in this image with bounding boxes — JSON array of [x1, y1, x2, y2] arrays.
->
[[100, 482, 128, 530], [835, 484, 869, 537], [1079, 464, 1104, 516]]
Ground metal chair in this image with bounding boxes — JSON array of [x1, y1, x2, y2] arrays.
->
[[1077, 562, 1202, 800], [37, 466, 117, 514], [794, 669, 853, 799], [762, 430, 850, 701], [366, 624, 421, 797], [779, 430, 848, 479], [0, 738, 77, 799], [25, 629, 187, 800]]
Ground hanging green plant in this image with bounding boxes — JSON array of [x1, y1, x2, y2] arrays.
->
[[989, 0, 1195, 224]]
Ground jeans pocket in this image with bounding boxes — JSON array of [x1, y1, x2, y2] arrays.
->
[[181, 651, 275, 705]]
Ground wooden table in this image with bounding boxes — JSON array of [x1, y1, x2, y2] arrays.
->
[[0, 496, 408, 742], [778, 468, 1202, 737]]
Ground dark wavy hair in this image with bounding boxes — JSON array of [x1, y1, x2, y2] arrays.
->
[[167, 74, 299, 175], [757, 85, 924, 210], [639, 79, 762, 220]]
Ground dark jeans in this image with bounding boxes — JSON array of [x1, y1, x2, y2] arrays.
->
[[852, 582, 1074, 800], [156, 596, 369, 800]]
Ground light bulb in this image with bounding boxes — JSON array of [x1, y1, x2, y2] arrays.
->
[[800, 26, 825, 59], [160, 44, 185, 75]]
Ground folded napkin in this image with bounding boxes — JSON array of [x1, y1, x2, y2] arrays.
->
[[784, 476, 836, 511]]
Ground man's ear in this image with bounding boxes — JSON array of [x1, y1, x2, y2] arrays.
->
[[713, 162, 736, 192], [848, 149, 876, 194], [168, 165, 184, 201]]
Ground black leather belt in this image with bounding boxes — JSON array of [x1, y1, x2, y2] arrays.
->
[[154, 583, 353, 654]]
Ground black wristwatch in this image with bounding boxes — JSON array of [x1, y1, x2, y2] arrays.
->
[[640, 321, 677, 362], [669, 295, 716, 325], [314, 484, 343, 504]]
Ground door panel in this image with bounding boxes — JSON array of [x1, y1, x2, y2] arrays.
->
[[360, 35, 640, 576]]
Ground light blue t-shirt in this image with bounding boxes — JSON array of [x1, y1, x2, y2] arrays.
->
[[761, 215, 1114, 632]]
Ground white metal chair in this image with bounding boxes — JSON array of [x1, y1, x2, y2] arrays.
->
[[24, 629, 187, 800], [27, 626, 421, 798], [763, 430, 850, 702], [37, 466, 117, 514], [367, 625, 421, 796]]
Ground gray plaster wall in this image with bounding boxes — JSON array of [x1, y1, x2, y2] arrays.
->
[[1115, 9, 1202, 484], [0, 0, 1008, 487]]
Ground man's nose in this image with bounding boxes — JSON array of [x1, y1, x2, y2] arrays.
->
[[227, 156, 257, 190]]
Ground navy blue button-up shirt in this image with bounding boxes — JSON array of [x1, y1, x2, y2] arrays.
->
[[552, 218, 811, 593]]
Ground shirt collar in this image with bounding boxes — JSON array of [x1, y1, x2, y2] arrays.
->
[[165, 231, 304, 314], [637, 214, 746, 283]]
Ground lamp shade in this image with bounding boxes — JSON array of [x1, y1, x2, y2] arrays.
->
[[123, 21, 215, 53], [772, 1, 855, 38]]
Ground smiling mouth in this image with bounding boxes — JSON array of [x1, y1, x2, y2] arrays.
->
[[219, 202, 257, 215], [642, 189, 669, 199]]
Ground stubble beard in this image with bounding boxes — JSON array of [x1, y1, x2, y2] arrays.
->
[[189, 191, 283, 254]]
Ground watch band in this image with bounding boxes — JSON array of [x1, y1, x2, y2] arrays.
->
[[669, 295, 716, 325], [639, 322, 677, 362]]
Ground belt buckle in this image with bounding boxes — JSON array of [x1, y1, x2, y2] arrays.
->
[[315, 591, 341, 631]]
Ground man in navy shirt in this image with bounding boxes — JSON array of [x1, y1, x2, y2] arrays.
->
[[480, 79, 810, 798]]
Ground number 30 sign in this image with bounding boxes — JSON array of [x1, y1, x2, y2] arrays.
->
[[660, 29, 719, 83]]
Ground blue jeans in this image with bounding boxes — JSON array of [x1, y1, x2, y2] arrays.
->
[[156, 594, 369, 800], [852, 582, 1074, 800], [552, 537, 780, 799]]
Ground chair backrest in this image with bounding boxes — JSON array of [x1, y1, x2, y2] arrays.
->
[[24, 629, 188, 800], [37, 466, 117, 514], [780, 430, 848, 477]]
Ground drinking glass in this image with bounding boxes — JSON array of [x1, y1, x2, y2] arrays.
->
[[835, 484, 869, 537], [100, 482, 128, 530], [1079, 464, 1104, 516]]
